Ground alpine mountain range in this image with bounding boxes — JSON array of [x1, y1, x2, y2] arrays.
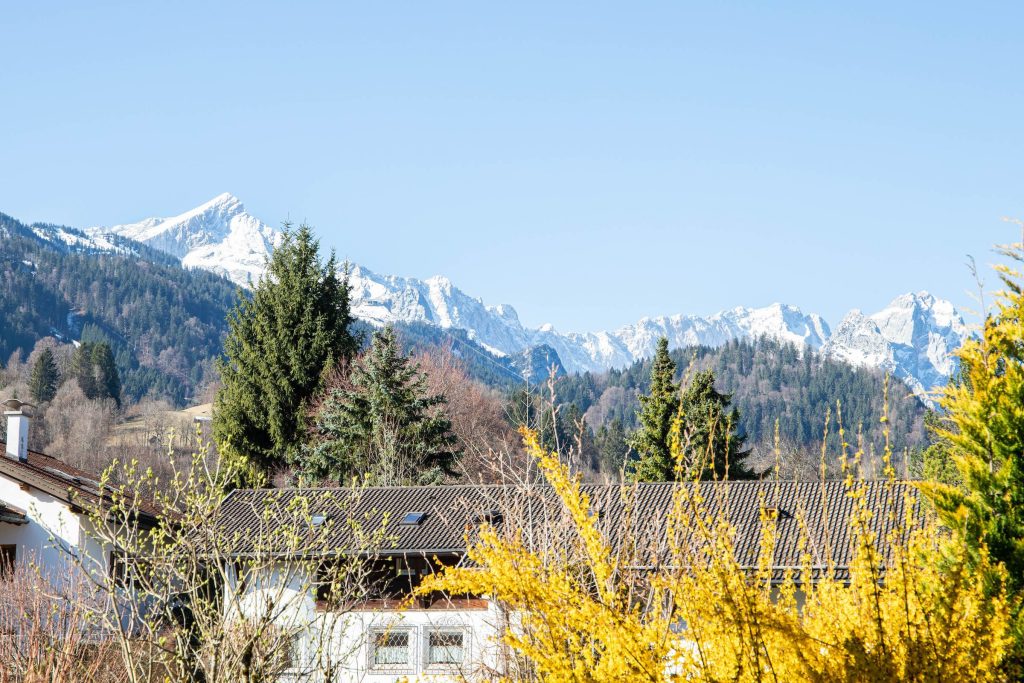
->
[[78, 192, 968, 402]]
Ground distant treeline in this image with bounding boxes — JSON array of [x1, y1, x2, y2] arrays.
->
[[553, 337, 928, 455]]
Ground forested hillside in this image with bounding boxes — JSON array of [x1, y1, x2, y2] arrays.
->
[[0, 212, 239, 404], [555, 337, 928, 464], [387, 321, 565, 387]]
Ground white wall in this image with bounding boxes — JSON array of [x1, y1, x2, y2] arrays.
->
[[319, 605, 504, 683], [231, 562, 506, 683], [0, 472, 116, 587], [0, 471, 83, 572]]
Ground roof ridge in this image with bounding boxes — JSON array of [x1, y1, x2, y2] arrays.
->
[[227, 479, 913, 495]]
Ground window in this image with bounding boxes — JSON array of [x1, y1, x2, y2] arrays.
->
[[370, 629, 412, 670], [0, 545, 15, 579], [399, 511, 427, 526], [315, 562, 344, 608], [473, 509, 503, 525], [110, 550, 142, 589], [315, 568, 332, 605], [427, 629, 465, 667], [287, 633, 304, 670], [110, 551, 127, 584]]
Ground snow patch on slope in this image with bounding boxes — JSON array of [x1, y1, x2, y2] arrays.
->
[[30, 224, 129, 254]]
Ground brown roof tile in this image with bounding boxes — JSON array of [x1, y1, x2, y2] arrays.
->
[[214, 480, 922, 580]]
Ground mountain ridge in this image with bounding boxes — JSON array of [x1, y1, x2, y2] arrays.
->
[[89, 193, 971, 400]]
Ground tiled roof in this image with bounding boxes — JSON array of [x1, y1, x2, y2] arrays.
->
[[0, 444, 160, 522], [0, 501, 27, 525], [215, 480, 922, 580], [215, 485, 522, 556]]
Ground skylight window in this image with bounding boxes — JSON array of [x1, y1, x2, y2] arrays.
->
[[473, 509, 503, 525], [399, 511, 427, 526], [311, 514, 329, 527]]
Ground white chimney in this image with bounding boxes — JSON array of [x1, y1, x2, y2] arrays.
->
[[3, 399, 33, 463]]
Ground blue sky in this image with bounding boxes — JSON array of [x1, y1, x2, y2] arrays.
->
[[2, 2, 1022, 331]]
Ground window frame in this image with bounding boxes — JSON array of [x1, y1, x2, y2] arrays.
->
[[0, 545, 15, 579], [367, 626, 415, 674], [285, 632, 305, 673], [422, 626, 471, 673]]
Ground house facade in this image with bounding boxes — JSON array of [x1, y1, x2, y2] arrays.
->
[[216, 479, 919, 682], [0, 400, 156, 588]]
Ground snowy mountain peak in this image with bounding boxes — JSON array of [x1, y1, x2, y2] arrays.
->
[[601, 302, 831, 370], [89, 193, 281, 286], [206, 191, 242, 209], [425, 274, 453, 288], [822, 292, 968, 400]]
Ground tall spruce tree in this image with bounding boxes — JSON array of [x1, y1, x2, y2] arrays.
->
[[214, 224, 357, 486], [677, 368, 754, 480], [629, 338, 680, 481], [92, 342, 121, 407], [69, 341, 121, 406], [29, 347, 60, 404], [596, 418, 629, 474], [71, 342, 98, 399], [299, 326, 459, 485]]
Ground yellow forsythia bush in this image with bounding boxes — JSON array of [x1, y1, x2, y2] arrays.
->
[[418, 429, 1014, 682]]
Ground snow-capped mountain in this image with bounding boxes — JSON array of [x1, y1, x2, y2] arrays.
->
[[822, 292, 969, 399], [346, 267, 834, 374], [347, 265, 535, 357], [89, 193, 971, 400], [88, 193, 280, 286]]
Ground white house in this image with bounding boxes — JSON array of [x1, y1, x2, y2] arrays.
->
[[215, 486, 519, 682], [0, 399, 158, 587], [214, 479, 919, 682]]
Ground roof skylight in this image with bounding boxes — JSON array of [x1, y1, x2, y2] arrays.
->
[[399, 511, 428, 526]]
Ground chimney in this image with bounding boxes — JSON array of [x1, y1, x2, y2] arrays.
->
[[3, 399, 33, 463]]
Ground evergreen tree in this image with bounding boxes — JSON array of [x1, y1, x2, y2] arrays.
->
[[677, 369, 755, 480], [629, 338, 680, 481], [213, 224, 358, 486], [920, 239, 1024, 668], [71, 342, 98, 399], [92, 342, 121, 407], [918, 410, 960, 485], [68, 341, 122, 406], [299, 326, 459, 485], [28, 347, 59, 403], [595, 418, 629, 474]]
